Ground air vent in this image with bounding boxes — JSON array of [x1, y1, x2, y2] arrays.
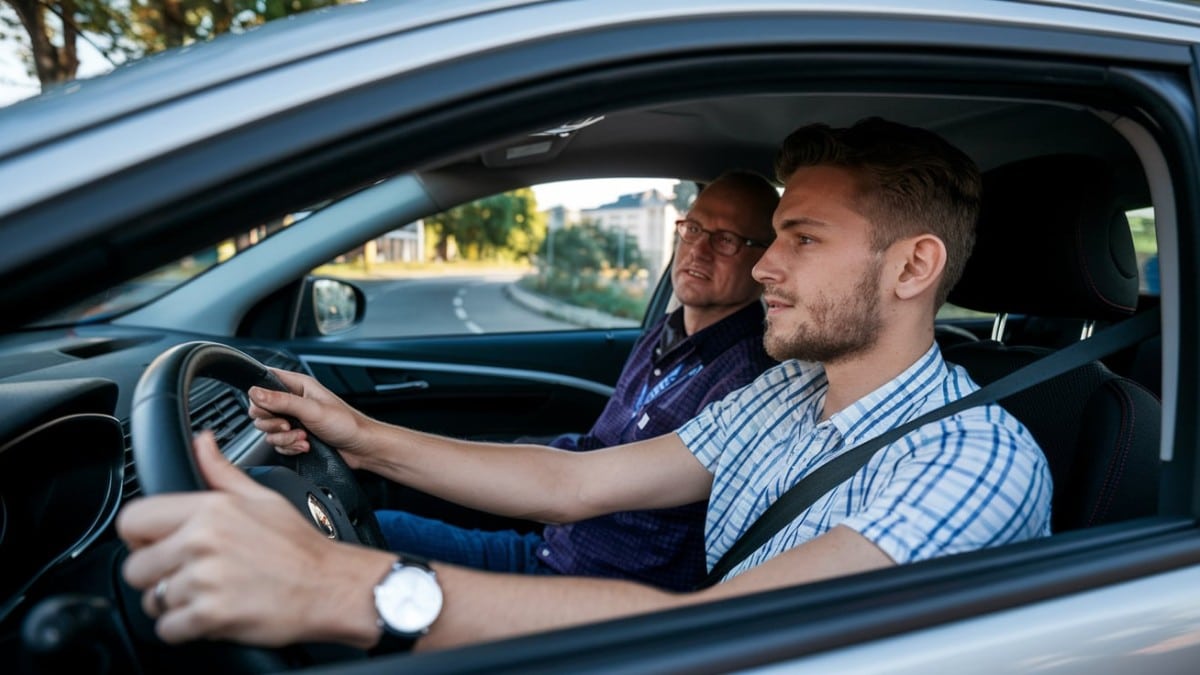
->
[[189, 378, 255, 446], [121, 418, 140, 501], [121, 376, 255, 503]]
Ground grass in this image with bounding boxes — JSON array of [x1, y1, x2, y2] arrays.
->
[[518, 272, 652, 320]]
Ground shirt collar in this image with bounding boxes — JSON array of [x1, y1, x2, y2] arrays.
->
[[653, 301, 766, 366], [653, 308, 689, 361], [826, 343, 949, 446]]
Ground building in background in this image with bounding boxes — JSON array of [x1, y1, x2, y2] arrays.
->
[[374, 220, 425, 262], [580, 189, 678, 279], [545, 205, 580, 233]]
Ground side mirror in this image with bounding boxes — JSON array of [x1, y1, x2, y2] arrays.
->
[[297, 277, 365, 336]]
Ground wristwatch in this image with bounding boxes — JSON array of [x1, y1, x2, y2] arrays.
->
[[373, 555, 444, 642]]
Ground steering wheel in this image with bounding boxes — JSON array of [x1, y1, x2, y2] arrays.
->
[[130, 341, 386, 548]]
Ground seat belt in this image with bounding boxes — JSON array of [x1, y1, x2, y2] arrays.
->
[[699, 307, 1161, 588]]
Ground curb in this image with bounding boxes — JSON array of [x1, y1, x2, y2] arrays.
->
[[505, 283, 640, 329]]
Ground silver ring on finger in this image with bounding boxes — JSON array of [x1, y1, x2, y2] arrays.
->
[[154, 577, 169, 615]]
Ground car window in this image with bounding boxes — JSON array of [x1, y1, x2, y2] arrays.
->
[[1129, 207, 1159, 295], [313, 179, 686, 338], [28, 213, 314, 327]]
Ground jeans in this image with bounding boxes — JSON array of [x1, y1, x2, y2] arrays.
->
[[375, 510, 556, 574]]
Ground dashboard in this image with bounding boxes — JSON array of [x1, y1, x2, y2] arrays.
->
[[0, 323, 306, 667]]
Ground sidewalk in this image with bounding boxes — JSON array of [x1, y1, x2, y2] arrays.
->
[[505, 283, 640, 329]]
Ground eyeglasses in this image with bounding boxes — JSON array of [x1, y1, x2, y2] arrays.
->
[[674, 219, 770, 257]]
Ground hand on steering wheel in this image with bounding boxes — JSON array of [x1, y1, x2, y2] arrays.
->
[[130, 341, 386, 547]]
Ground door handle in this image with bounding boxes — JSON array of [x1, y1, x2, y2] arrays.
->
[[374, 380, 430, 393]]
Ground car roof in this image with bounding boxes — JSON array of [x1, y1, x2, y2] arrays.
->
[[3, 0, 1200, 166], [420, 95, 1146, 207]]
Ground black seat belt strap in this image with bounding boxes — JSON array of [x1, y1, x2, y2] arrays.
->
[[699, 307, 1160, 588]]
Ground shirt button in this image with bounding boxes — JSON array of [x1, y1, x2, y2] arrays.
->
[[653, 368, 661, 376], [541, 548, 551, 557]]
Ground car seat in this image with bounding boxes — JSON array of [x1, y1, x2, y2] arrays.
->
[[944, 154, 1161, 532]]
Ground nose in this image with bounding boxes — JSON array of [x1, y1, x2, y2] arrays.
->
[[751, 238, 783, 284], [685, 232, 716, 260]]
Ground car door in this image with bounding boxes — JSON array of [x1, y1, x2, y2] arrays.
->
[[277, 181, 687, 443]]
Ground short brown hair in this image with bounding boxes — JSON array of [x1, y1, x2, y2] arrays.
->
[[774, 117, 981, 306]]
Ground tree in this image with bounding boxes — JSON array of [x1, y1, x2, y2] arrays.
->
[[539, 221, 643, 273], [542, 225, 607, 274], [3, 0, 348, 89], [5, 0, 81, 85], [423, 189, 545, 262], [594, 223, 643, 271]]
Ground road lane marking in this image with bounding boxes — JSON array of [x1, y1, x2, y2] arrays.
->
[[453, 286, 482, 333]]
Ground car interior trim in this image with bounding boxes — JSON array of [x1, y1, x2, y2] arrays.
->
[[1111, 113, 1178, 462], [298, 354, 617, 398]]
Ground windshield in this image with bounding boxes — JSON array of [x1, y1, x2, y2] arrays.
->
[[29, 214, 309, 327]]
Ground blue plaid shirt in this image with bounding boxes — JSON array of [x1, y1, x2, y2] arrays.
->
[[539, 302, 775, 590], [678, 344, 1052, 582]]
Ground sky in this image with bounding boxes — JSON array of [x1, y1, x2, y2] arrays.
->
[[531, 178, 679, 212], [0, 6, 39, 107]]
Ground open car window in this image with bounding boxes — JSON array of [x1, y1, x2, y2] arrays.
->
[[313, 179, 686, 338], [1130, 207, 1159, 296]]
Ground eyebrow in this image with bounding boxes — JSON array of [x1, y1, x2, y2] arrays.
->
[[682, 218, 761, 239], [775, 216, 833, 231]]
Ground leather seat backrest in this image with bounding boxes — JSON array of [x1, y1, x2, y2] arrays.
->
[[944, 154, 1160, 532]]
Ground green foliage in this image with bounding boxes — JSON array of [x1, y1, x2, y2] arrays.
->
[[424, 188, 546, 262], [111, 0, 346, 55], [523, 218, 652, 320], [539, 221, 643, 272], [541, 224, 606, 272], [1128, 215, 1158, 255], [518, 274, 650, 320]]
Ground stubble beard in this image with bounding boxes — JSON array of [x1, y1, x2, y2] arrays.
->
[[763, 259, 884, 364]]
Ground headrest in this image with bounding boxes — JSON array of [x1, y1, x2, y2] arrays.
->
[[948, 154, 1138, 321]]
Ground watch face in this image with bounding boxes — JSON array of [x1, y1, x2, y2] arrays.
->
[[376, 565, 443, 634]]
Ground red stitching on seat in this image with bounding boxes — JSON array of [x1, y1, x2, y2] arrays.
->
[[1086, 381, 1134, 527]]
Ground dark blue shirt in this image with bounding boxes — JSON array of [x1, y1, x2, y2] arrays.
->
[[538, 301, 774, 590]]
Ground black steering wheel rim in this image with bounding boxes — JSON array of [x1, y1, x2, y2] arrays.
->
[[130, 340, 386, 548]]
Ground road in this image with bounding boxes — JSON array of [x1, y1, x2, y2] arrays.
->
[[340, 274, 578, 338]]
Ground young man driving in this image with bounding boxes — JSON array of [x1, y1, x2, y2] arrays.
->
[[117, 117, 1050, 652]]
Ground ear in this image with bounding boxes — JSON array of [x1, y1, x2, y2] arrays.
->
[[892, 234, 947, 301]]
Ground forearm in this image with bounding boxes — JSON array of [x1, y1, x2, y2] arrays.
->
[[355, 421, 588, 522], [416, 562, 690, 650], [414, 526, 895, 650]]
